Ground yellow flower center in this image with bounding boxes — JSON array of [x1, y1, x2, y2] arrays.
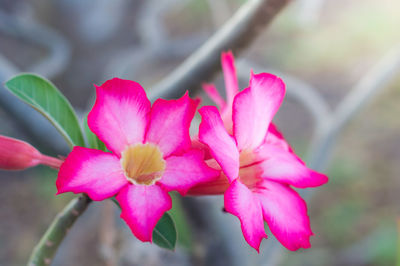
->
[[120, 143, 166, 186]]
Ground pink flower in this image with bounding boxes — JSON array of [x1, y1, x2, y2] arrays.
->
[[0, 135, 62, 170], [56, 78, 218, 242], [189, 52, 328, 251]]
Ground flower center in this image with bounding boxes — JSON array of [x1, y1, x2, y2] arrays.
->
[[120, 143, 166, 186], [238, 150, 263, 189]]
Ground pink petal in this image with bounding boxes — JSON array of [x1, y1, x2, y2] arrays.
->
[[265, 123, 293, 153], [198, 106, 239, 182], [145, 92, 198, 157], [187, 169, 230, 196], [224, 179, 267, 251], [88, 78, 151, 156], [256, 143, 328, 188], [158, 149, 219, 195], [254, 180, 313, 251], [203, 83, 226, 109], [221, 51, 239, 106], [233, 73, 285, 151], [116, 184, 172, 242], [191, 137, 212, 160], [56, 147, 127, 201]]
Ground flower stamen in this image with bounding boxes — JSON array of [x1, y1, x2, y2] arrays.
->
[[121, 143, 165, 185]]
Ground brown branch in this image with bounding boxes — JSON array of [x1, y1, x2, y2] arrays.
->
[[150, 0, 291, 100]]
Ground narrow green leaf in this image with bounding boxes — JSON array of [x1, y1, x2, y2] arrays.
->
[[153, 212, 177, 250], [83, 115, 106, 150], [5, 73, 85, 148]]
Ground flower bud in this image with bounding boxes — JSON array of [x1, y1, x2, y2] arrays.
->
[[0, 135, 62, 170]]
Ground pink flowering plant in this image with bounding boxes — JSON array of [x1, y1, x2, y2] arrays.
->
[[1, 52, 327, 263], [189, 52, 328, 251], [57, 78, 218, 242]]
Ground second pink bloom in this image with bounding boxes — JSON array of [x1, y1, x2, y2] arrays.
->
[[190, 52, 328, 251]]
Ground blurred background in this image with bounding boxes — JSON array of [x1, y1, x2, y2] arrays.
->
[[1, 0, 399, 265]]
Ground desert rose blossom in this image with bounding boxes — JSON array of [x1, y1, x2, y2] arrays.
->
[[56, 78, 219, 242], [188, 52, 328, 251], [0, 135, 63, 170]]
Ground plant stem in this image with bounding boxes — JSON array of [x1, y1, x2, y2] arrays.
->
[[27, 194, 92, 266], [150, 0, 291, 101]]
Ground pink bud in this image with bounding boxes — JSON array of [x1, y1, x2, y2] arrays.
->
[[0, 135, 63, 170]]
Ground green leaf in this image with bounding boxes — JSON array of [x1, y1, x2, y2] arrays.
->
[[153, 212, 177, 250], [83, 115, 106, 150], [169, 193, 193, 249], [5, 73, 85, 148]]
